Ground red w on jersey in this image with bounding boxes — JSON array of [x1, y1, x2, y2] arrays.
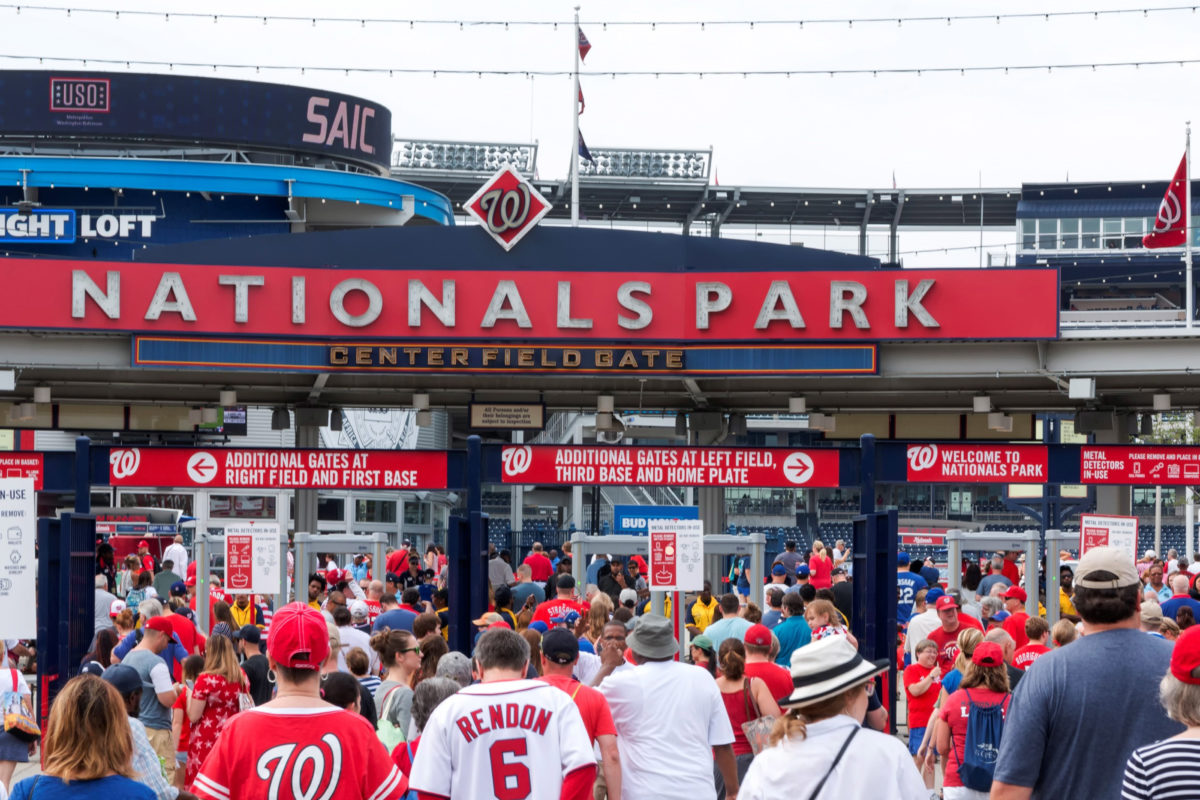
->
[[191, 705, 404, 800], [409, 679, 594, 800]]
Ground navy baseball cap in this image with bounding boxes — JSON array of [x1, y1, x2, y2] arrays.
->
[[797, 564, 811, 577], [897, 552, 910, 566], [771, 564, 788, 576], [101, 664, 143, 696], [169, 581, 187, 597], [925, 587, 945, 604], [542, 628, 580, 664], [235, 624, 261, 644]]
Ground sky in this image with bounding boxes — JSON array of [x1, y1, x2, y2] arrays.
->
[[3, 0, 1197, 264]]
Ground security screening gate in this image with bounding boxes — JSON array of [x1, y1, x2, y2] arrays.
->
[[569, 532, 766, 647]]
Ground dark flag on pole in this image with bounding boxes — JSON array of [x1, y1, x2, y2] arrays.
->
[[578, 27, 591, 61], [1144, 153, 1188, 249], [578, 131, 594, 164]]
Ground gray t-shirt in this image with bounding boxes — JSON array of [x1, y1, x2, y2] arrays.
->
[[375, 679, 413, 737], [94, 588, 117, 634], [122, 648, 173, 732], [993, 627, 1182, 799]]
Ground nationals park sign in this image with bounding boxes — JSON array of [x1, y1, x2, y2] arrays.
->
[[5, 259, 1056, 343]]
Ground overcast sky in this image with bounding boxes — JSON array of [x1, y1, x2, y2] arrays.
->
[[4, 0, 1197, 263]]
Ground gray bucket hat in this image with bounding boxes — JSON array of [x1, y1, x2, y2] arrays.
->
[[626, 613, 679, 659]]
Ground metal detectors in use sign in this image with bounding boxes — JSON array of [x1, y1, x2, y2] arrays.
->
[[1079, 514, 1138, 561], [1081, 446, 1200, 484], [647, 519, 704, 592], [224, 522, 281, 595], [499, 445, 839, 487], [108, 447, 447, 489], [906, 444, 1048, 483]]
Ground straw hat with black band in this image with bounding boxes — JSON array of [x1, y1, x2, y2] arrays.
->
[[783, 636, 889, 708]]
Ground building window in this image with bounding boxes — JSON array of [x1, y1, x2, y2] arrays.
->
[[1037, 219, 1058, 250], [1102, 219, 1123, 249], [356, 499, 397, 524], [119, 492, 194, 516], [317, 497, 345, 522], [1020, 219, 1035, 250], [1123, 218, 1144, 249], [1060, 218, 1080, 249], [210, 494, 276, 519], [404, 501, 430, 526], [1081, 218, 1101, 249]]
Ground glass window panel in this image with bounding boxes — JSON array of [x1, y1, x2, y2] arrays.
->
[[1038, 218, 1057, 250], [1103, 219, 1123, 249], [1124, 218, 1144, 249], [1060, 218, 1080, 249], [119, 492, 194, 516], [1020, 220, 1035, 249], [356, 499, 397, 523], [404, 502, 431, 526], [210, 494, 275, 519], [317, 497, 344, 522], [1081, 218, 1100, 248]]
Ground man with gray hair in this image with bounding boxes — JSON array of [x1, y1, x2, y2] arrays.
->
[[435, 650, 474, 688], [983, 626, 1023, 691], [410, 629, 594, 799], [597, 614, 740, 800], [111, 599, 188, 678], [94, 573, 118, 634]]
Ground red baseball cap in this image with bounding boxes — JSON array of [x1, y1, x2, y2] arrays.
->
[[1003, 585, 1027, 603], [325, 569, 342, 585], [971, 641, 1005, 668], [1171, 625, 1200, 685], [144, 616, 173, 635], [267, 602, 329, 670], [743, 624, 773, 648], [184, 576, 196, 587], [137, 539, 149, 548], [187, 561, 196, 579], [935, 596, 960, 611]]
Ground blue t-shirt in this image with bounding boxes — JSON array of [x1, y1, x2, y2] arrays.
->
[[941, 667, 963, 695], [11, 774, 155, 800], [896, 571, 928, 623], [1161, 595, 1200, 622], [418, 582, 435, 605], [372, 608, 417, 634], [993, 628, 1183, 799], [112, 629, 187, 677], [774, 615, 813, 666], [762, 609, 783, 630]]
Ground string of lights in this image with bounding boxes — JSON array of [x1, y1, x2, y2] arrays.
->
[[2, 2, 1196, 29], [3, 52, 1199, 79]]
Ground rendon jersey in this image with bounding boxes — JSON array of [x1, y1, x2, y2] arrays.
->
[[409, 679, 594, 800], [191, 706, 404, 800]]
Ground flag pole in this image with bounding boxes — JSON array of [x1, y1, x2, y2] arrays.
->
[[570, 6, 581, 227], [1187, 120, 1193, 329]]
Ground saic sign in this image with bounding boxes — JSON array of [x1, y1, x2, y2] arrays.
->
[[0, 210, 156, 243]]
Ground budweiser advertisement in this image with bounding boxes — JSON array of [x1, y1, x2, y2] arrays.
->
[[1081, 446, 1200, 485], [0, 454, 43, 490], [499, 445, 839, 487], [108, 447, 447, 489], [906, 444, 1048, 483], [10, 258, 1057, 342]]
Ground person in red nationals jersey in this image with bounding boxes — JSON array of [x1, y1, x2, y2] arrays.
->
[[531, 575, 589, 628], [408, 628, 595, 800], [190, 602, 404, 800]]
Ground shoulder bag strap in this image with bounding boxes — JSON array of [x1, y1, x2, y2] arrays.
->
[[806, 726, 858, 800], [743, 677, 761, 720]]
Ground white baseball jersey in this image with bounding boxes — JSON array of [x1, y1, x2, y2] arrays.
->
[[409, 678, 594, 800]]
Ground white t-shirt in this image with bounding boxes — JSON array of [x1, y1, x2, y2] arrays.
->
[[336, 624, 379, 675], [146, 659, 173, 695], [600, 660, 735, 800], [163, 542, 188, 577], [409, 679, 593, 800], [905, 609, 942, 659]]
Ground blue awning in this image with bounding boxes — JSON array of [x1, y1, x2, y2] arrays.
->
[[1017, 198, 1160, 219]]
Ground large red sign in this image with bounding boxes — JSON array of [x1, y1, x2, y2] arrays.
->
[[906, 444, 1048, 483], [107, 447, 447, 489], [499, 445, 840, 487], [1081, 446, 1200, 484], [0, 454, 43, 490], [9, 259, 1057, 342]]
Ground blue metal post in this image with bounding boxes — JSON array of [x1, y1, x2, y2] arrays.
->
[[859, 433, 876, 515], [448, 436, 486, 655], [74, 436, 90, 514]]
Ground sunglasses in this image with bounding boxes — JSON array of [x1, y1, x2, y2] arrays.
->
[[401, 646, 421, 654]]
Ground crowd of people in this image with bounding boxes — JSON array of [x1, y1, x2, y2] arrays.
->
[[4, 535, 1200, 798]]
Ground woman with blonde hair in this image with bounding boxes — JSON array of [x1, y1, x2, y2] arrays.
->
[[738, 636, 925, 798], [8, 674, 154, 799], [584, 594, 613, 645], [185, 633, 247, 786], [808, 539, 834, 590]]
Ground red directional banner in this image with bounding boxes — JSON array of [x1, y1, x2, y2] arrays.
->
[[905, 444, 1048, 483], [1081, 446, 1200, 485], [499, 445, 840, 487], [107, 447, 447, 489]]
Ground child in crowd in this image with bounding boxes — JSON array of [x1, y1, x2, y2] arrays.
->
[[805, 598, 849, 641], [171, 654, 205, 789], [346, 646, 381, 694]]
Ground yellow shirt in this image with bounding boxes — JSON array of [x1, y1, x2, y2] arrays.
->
[[642, 596, 673, 617], [1059, 588, 1077, 617], [689, 597, 719, 631], [308, 599, 321, 611], [230, 602, 261, 629]]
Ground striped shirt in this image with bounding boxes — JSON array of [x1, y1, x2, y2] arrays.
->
[[1122, 738, 1200, 799]]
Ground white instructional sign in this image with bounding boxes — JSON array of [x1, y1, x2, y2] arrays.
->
[[224, 522, 281, 595], [0, 479, 36, 637], [1079, 514, 1139, 562], [647, 518, 704, 592]]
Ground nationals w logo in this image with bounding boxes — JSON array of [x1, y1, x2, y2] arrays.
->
[[253, 734, 343, 800], [465, 166, 552, 252]]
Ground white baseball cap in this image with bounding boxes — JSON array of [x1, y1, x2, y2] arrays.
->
[[349, 599, 369, 620]]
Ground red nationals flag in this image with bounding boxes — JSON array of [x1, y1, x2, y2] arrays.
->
[[1144, 153, 1188, 248], [577, 27, 591, 61]]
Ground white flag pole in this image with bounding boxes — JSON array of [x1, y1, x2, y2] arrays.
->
[[1185, 121, 1194, 329], [570, 6, 581, 227]]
